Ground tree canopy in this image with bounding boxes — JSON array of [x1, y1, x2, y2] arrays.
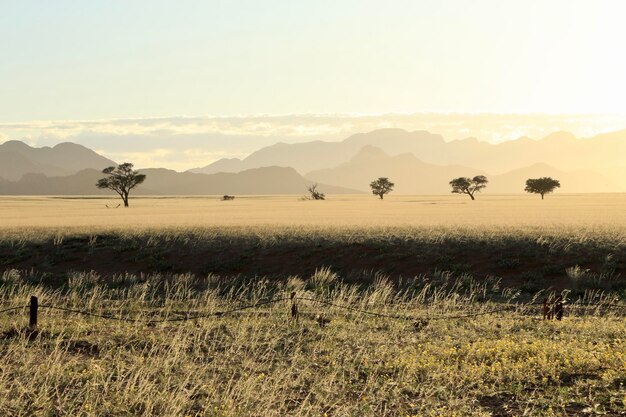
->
[[96, 163, 146, 207], [525, 177, 560, 199], [449, 175, 488, 200], [370, 177, 394, 199]]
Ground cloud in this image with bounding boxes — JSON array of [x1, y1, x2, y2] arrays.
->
[[1, 113, 626, 171]]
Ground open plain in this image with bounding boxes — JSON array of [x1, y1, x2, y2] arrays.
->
[[1, 193, 626, 416], [1, 194, 625, 229]]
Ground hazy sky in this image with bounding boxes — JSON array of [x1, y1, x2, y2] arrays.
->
[[2, 0, 626, 121], [2, 1, 626, 170]]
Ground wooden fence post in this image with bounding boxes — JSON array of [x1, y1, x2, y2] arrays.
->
[[290, 292, 298, 322], [29, 296, 38, 329], [555, 296, 563, 321]]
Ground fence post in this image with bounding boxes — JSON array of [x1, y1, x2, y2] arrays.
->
[[555, 296, 563, 321], [29, 296, 38, 329], [290, 292, 298, 322]]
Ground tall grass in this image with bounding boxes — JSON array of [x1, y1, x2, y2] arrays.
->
[[1, 269, 625, 416]]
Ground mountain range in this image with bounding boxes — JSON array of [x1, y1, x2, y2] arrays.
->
[[1, 128, 624, 195], [306, 146, 614, 194], [191, 128, 626, 182], [0, 140, 116, 181], [0, 167, 358, 196]]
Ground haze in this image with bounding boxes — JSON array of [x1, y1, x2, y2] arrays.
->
[[1, 1, 625, 176], [3, 0, 626, 119]]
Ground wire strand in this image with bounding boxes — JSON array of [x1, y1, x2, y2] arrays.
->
[[37, 297, 288, 323], [296, 296, 529, 321], [0, 305, 28, 315]]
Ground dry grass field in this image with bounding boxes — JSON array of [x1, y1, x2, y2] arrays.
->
[[1, 271, 626, 416], [1, 194, 626, 416], [1, 193, 625, 229]]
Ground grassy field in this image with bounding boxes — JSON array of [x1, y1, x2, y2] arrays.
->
[[1, 194, 625, 229], [1, 194, 625, 416], [1, 271, 626, 416]]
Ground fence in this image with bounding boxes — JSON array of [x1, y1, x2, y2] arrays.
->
[[1, 293, 626, 330]]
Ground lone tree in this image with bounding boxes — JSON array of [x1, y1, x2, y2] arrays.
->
[[96, 163, 146, 207], [370, 177, 394, 199], [449, 175, 488, 200], [525, 177, 560, 199], [306, 183, 325, 200]]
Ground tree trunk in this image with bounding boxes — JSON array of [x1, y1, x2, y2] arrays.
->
[[379, 193, 384, 199], [541, 193, 544, 200], [123, 194, 129, 207], [469, 193, 475, 200]]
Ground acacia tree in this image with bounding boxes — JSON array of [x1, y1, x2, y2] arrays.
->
[[449, 175, 488, 200], [525, 177, 560, 199], [306, 183, 325, 200], [96, 163, 146, 207], [370, 177, 394, 199]]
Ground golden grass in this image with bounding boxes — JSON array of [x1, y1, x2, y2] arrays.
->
[[1, 194, 626, 415], [0, 271, 625, 416], [1, 194, 625, 230]]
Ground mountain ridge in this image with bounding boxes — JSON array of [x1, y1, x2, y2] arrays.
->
[[189, 128, 626, 181], [0, 140, 116, 181], [0, 166, 361, 196], [2, 127, 625, 194], [305, 146, 617, 194]]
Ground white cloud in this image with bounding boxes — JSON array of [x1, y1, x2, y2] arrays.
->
[[2, 113, 626, 170]]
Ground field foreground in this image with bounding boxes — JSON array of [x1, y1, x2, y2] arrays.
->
[[1, 271, 626, 416]]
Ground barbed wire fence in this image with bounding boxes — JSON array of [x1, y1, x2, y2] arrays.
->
[[1, 292, 626, 330]]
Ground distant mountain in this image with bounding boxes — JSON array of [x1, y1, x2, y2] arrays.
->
[[189, 129, 445, 175], [306, 146, 484, 194], [0, 140, 117, 181], [189, 128, 626, 184], [0, 166, 360, 195], [0, 151, 69, 180], [305, 146, 616, 194], [136, 166, 359, 195], [3, 129, 624, 195]]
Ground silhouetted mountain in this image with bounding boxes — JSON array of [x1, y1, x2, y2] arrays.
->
[[137, 166, 359, 195], [3, 129, 624, 195], [0, 170, 126, 195], [305, 146, 616, 194], [306, 146, 485, 194], [0, 151, 69, 180], [189, 129, 445, 175], [189, 128, 626, 187], [0, 140, 116, 181], [0, 166, 359, 195]]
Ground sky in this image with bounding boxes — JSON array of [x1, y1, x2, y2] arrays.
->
[[1, 0, 626, 169]]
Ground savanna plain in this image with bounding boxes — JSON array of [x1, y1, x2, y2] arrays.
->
[[1, 194, 626, 416]]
